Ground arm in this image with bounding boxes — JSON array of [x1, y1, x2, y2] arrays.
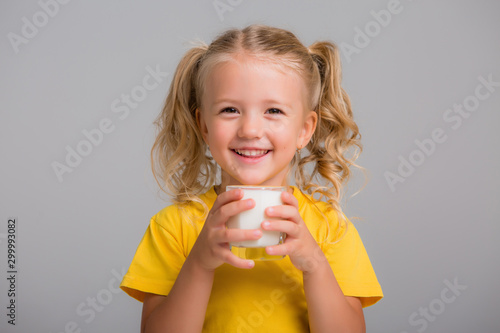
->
[[263, 191, 365, 332], [141, 255, 215, 333], [303, 256, 365, 333], [140, 189, 261, 333]]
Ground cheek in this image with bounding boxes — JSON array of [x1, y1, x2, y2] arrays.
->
[[207, 121, 232, 145], [265, 117, 297, 135], [265, 118, 302, 142]]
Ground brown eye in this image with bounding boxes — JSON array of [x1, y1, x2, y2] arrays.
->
[[221, 107, 238, 113], [266, 108, 283, 114]]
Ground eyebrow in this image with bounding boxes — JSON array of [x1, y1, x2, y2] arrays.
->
[[212, 98, 292, 109]]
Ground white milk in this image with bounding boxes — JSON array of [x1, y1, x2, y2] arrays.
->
[[226, 186, 285, 248]]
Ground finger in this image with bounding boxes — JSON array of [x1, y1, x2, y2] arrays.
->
[[211, 188, 244, 211], [265, 242, 292, 257], [213, 197, 255, 226], [261, 220, 299, 237], [218, 246, 255, 269], [281, 190, 298, 208], [223, 228, 263, 243], [208, 189, 255, 227], [265, 204, 301, 223]]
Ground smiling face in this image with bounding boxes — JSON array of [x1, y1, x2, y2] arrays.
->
[[196, 53, 317, 188]]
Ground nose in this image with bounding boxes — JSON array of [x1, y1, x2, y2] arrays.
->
[[237, 112, 264, 139]]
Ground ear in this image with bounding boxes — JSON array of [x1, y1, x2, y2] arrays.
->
[[195, 108, 209, 143], [298, 110, 318, 148]]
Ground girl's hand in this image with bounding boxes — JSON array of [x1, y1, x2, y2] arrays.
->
[[262, 191, 325, 273], [188, 189, 262, 272]]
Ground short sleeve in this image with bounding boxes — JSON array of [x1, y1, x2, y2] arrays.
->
[[322, 216, 383, 308], [120, 213, 186, 302]]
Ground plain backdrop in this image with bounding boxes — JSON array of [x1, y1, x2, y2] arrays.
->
[[1, 0, 499, 332]]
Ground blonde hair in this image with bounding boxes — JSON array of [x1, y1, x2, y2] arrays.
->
[[151, 24, 363, 217]]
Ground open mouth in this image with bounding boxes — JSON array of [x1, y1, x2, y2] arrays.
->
[[232, 149, 270, 158]]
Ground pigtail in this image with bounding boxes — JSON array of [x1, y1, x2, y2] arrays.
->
[[297, 41, 364, 214], [151, 41, 216, 205]]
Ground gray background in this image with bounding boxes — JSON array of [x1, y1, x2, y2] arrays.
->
[[1, 0, 499, 332]]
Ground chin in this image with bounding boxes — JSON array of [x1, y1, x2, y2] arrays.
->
[[223, 172, 288, 187], [241, 179, 285, 187]]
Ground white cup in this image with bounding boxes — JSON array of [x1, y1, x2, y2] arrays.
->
[[226, 185, 286, 260]]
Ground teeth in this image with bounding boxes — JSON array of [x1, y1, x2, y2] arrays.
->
[[234, 149, 268, 157]]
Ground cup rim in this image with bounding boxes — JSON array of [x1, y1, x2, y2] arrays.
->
[[226, 185, 286, 191]]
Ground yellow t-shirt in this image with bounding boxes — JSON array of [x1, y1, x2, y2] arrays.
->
[[120, 186, 383, 332]]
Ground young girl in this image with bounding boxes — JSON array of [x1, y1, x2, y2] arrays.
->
[[120, 24, 383, 332]]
